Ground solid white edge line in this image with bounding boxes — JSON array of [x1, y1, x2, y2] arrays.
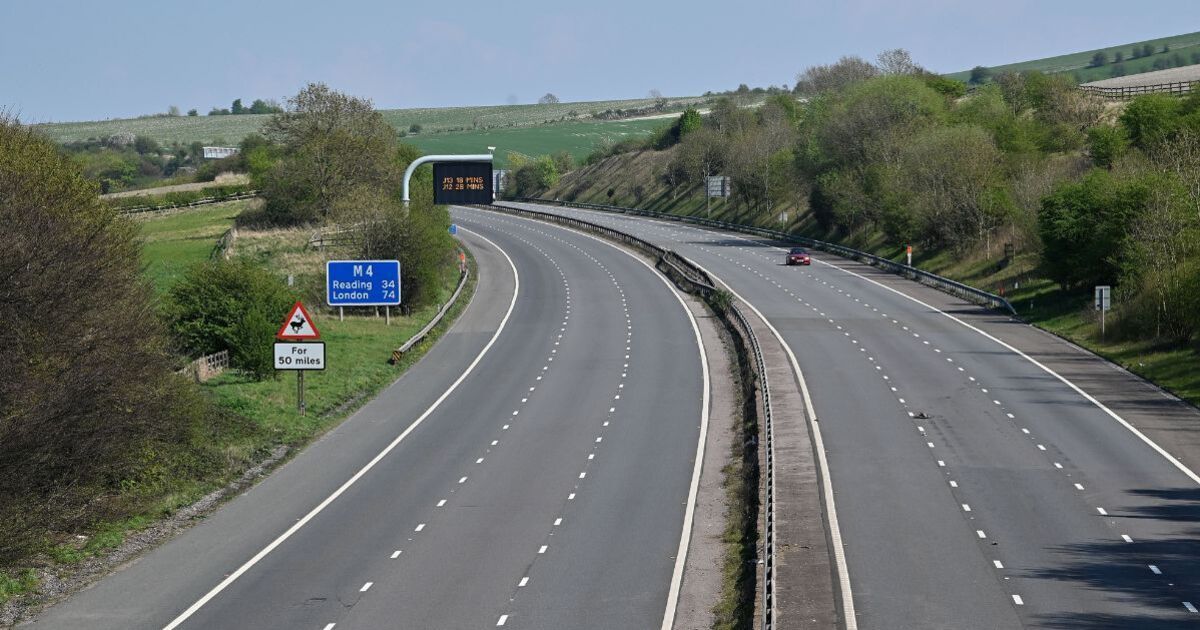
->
[[685, 256, 858, 630], [607, 206, 1200, 488], [467, 207, 710, 630], [805, 255, 1200, 486], [515, 202, 854, 628], [161, 228, 520, 630]]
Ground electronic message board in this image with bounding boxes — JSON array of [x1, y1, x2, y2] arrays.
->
[[433, 161, 493, 205]]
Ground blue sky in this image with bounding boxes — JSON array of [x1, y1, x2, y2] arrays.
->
[[3, 0, 1197, 122]]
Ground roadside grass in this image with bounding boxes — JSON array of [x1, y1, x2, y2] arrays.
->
[[0, 570, 37, 604], [4, 208, 476, 608], [135, 200, 248, 293]]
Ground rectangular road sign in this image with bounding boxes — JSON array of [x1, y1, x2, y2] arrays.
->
[[1095, 285, 1111, 311], [326, 260, 401, 306], [274, 342, 325, 371], [434, 161, 493, 205], [706, 175, 731, 198]]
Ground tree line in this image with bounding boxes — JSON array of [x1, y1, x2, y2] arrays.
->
[[547, 49, 1200, 349]]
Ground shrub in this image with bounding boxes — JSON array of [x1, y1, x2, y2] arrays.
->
[[166, 260, 296, 380]]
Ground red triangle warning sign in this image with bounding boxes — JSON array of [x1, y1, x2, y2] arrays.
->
[[277, 301, 321, 340]]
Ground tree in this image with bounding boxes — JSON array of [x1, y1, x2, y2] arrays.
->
[[1132, 47, 1143, 59], [0, 116, 222, 563], [1120, 94, 1182, 149], [1089, 51, 1108, 67], [795, 56, 879, 94], [231, 98, 245, 115], [1088, 125, 1130, 169], [248, 99, 283, 114], [678, 107, 702, 137], [167, 105, 181, 116], [969, 66, 991, 85], [1114, 51, 1124, 63], [1143, 44, 1155, 58], [876, 49, 923, 76], [187, 108, 198, 116], [260, 83, 400, 224], [648, 88, 663, 99], [538, 93, 560, 105]]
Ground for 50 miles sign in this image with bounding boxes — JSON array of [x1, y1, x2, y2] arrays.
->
[[274, 342, 325, 370], [327, 260, 401, 306]]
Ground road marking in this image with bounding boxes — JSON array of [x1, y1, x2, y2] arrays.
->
[[538, 545, 548, 554], [949, 481, 958, 488], [437, 499, 447, 507], [938, 460, 946, 467], [1150, 565, 1162, 575], [161, 228, 521, 630], [1012, 595, 1024, 605], [1185, 602, 1197, 613], [391, 550, 401, 559], [1054, 462, 1063, 469], [962, 504, 971, 512], [497, 614, 509, 626], [977, 530, 987, 539], [491, 440, 499, 446], [554, 518, 562, 526], [1037, 444, 1047, 451], [796, 254, 1200, 487], [1074, 483, 1084, 490], [568, 493, 576, 500], [476, 458, 484, 464], [324, 624, 336, 630], [458, 476, 467, 484], [415, 523, 425, 532], [1122, 534, 1134, 543], [579, 472, 587, 479], [994, 560, 1004, 569], [1021, 428, 1030, 434], [360, 582, 373, 592], [519, 577, 529, 587]]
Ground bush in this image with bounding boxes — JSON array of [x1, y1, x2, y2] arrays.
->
[[0, 117, 227, 564], [166, 260, 296, 380], [1087, 125, 1130, 169], [1120, 94, 1182, 149]]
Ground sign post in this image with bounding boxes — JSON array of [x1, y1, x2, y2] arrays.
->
[[1095, 285, 1111, 337], [402, 154, 495, 208], [705, 175, 731, 218], [276, 301, 323, 415], [906, 245, 913, 267]]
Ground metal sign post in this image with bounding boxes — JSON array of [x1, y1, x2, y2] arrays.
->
[[705, 175, 731, 218], [402, 154, 495, 208], [1095, 285, 1111, 337], [906, 245, 913, 267], [326, 260, 402, 324], [276, 302, 325, 415]]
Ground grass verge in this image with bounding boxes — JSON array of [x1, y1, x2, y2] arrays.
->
[[1, 210, 476, 611]]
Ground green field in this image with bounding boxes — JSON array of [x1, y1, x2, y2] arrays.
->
[[135, 201, 244, 293], [946, 30, 1200, 82], [407, 118, 672, 167], [34, 96, 704, 146]]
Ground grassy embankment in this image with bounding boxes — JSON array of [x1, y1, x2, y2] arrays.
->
[[16, 202, 474, 592], [34, 98, 704, 168], [945, 30, 1200, 83], [543, 150, 1200, 408]]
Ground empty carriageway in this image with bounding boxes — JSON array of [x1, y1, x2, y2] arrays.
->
[[509, 200, 1200, 630]]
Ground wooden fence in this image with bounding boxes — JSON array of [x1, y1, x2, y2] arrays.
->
[[176, 350, 230, 383], [1080, 80, 1197, 99]]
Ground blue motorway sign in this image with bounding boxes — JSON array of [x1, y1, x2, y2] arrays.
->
[[449, 223, 458, 235], [326, 260, 401, 306]]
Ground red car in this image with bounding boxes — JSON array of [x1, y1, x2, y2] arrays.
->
[[786, 247, 811, 266]]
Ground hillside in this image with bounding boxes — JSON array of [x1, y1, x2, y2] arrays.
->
[[33, 96, 705, 146], [946, 30, 1200, 83]]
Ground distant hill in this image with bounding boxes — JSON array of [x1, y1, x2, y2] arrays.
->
[[946, 31, 1200, 84], [32, 97, 706, 146]]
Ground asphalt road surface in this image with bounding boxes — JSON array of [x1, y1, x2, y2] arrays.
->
[[28, 211, 707, 630], [509, 201, 1200, 630]]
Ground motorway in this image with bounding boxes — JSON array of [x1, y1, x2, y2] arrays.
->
[[508, 201, 1200, 630], [28, 211, 708, 629]]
